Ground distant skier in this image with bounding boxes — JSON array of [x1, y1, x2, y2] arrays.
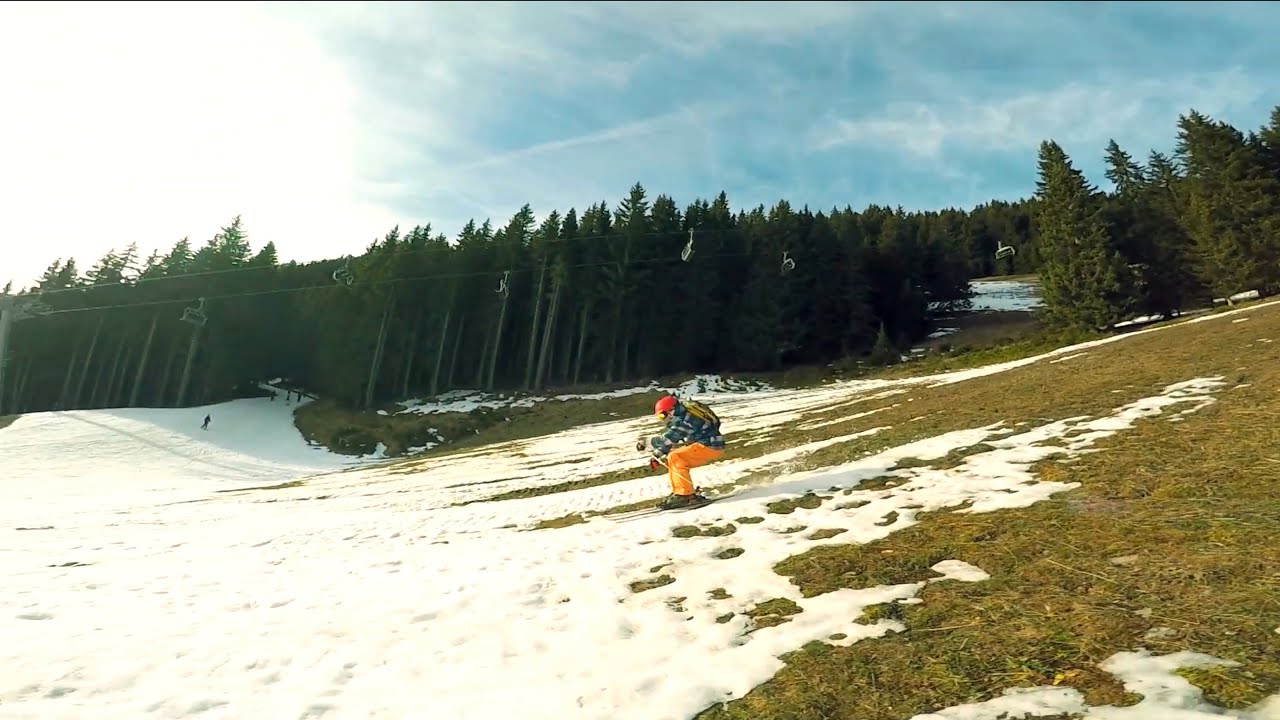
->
[[201, 414, 211, 431], [636, 394, 726, 510]]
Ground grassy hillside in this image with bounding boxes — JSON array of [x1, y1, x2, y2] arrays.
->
[[689, 301, 1280, 718], [434, 298, 1280, 718]]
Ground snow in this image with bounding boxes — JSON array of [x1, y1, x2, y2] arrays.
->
[[910, 650, 1280, 719], [3, 301, 1279, 720], [0, 393, 363, 505], [967, 278, 1043, 311], [394, 374, 771, 416], [1217, 289, 1262, 304], [1048, 352, 1088, 364]]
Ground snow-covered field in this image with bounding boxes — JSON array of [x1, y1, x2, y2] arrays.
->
[[966, 278, 1043, 312], [3, 301, 1279, 720]]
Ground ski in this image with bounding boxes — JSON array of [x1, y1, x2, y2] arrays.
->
[[603, 490, 741, 522]]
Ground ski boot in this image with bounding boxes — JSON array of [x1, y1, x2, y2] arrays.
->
[[656, 490, 710, 511]]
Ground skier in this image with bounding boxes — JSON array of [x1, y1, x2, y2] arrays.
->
[[636, 394, 726, 510], [201, 414, 211, 431]]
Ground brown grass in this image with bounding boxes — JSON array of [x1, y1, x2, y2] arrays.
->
[[916, 309, 1043, 353], [293, 398, 474, 457], [295, 388, 661, 460], [672, 523, 738, 538], [630, 574, 675, 593], [693, 301, 1280, 719]]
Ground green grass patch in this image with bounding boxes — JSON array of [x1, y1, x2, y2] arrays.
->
[[530, 513, 586, 530], [630, 575, 675, 593], [0, 415, 16, 431], [744, 598, 804, 631], [673, 523, 738, 538], [855, 602, 906, 625], [766, 493, 829, 515]]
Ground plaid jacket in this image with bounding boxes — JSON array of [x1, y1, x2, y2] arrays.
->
[[646, 403, 726, 458]]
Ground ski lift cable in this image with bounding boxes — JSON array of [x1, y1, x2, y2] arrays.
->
[[32, 248, 764, 318], [27, 224, 757, 297]]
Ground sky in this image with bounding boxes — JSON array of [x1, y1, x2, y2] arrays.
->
[[2, 0, 1279, 291]]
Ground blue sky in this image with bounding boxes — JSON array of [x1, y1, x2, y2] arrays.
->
[[3, 1, 1280, 289]]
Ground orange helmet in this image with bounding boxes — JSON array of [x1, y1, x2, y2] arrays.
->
[[654, 395, 678, 418]]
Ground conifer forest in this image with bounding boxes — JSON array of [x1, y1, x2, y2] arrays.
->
[[2, 106, 1279, 415]]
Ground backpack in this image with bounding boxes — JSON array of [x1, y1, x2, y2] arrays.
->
[[682, 399, 721, 429]]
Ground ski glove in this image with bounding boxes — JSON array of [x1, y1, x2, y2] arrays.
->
[[649, 458, 661, 471]]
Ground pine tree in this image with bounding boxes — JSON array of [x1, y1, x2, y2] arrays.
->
[[1033, 140, 1135, 329], [1104, 139, 1147, 195], [1176, 110, 1280, 299], [1102, 139, 1199, 319]]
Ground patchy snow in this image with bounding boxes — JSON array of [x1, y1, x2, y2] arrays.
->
[[1115, 313, 1168, 328], [395, 374, 772, 415], [675, 374, 772, 397], [1216, 289, 1262, 305], [2, 300, 1277, 720], [911, 650, 1280, 719], [928, 559, 990, 583], [911, 299, 1280, 391]]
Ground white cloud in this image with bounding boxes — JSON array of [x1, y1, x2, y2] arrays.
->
[[263, 2, 837, 234], [0, 1, 400, 289], [812, 67, 1267, 161], [5, 0, 1275, 293], [583, 1, 875, 52]]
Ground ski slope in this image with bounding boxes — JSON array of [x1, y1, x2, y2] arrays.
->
[[3, 302, 1280, 720], [0, 393, 360, 504]]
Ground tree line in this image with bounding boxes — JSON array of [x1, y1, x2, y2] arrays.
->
[[0, 191, 1035, 414], [3, 103, 1277, 415], [1034, 106, 1280, 329]]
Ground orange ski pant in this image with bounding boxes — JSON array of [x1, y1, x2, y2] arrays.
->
[[666, 443, 724, 496]]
